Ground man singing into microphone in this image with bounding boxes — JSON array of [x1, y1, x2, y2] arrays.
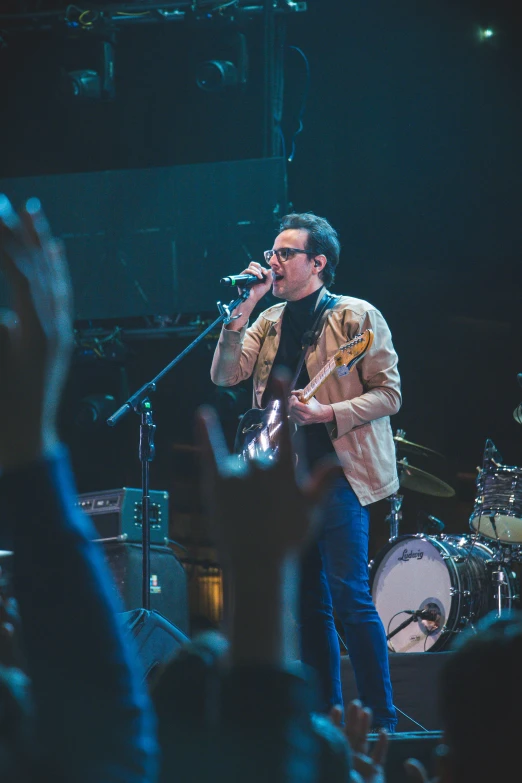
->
[[211, 212, 400, 730]]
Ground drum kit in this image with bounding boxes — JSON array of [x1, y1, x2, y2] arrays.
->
[[370, 430, 521, 654]]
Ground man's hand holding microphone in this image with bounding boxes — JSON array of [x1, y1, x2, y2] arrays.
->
[[222, 261, 272, 331]]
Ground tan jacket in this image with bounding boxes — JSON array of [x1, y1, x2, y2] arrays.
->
[[211, 291, 401, 505]]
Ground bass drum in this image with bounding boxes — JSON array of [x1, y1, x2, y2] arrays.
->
[[370, 534, 516, 653]]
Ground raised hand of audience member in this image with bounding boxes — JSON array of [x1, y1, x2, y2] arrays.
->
[[0, 197, 157, 782], [197, 371, 337, 666], [403, 758, 432, 783], [0, 593, 21, 670], [197, 372, 339, 783], [330, 700, 388, 783], [0, 195, 73, 471], [197, 371, 335, 566]]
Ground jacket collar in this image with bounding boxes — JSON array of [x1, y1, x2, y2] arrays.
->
[[263, 288, 331, 323]]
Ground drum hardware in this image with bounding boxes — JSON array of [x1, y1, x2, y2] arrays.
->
[[441, 553, 466, 563], [512, 372, 522, 424], [385, 492, 403, 542], [386, 430, 454, 541], [488, 561, 512, 619], [394, 430, 445, 460], [397, 458, 456, 498], [469, 439, 522, 544], [417, 510, 445, 535], [385, 604, 441, 643], [394, 429, 455, 497], [370, 533, 517, 653]]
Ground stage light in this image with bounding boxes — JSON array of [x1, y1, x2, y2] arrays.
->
[[195, 31, 248, 92], [478, 27, 495, 42], [66, 70, 101, 99], [195, 59, 240, 91], [62, 39, 115, 100]]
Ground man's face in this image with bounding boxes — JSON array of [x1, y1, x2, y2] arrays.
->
[[268, 228, 320, 301]]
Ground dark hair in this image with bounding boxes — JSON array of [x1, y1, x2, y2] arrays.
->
[[439, 612, 522, 780], [279, 212, 340, 288]]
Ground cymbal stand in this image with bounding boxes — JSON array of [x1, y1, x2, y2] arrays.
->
[[490, 544, 512, 619], [386, 453, 408, 541], [385, 492, 403, 542], [493, 564, 508, 618]]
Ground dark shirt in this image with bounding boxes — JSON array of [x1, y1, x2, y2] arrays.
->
[[262, 288, 336, 468]]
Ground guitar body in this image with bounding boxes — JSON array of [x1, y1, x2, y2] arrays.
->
[[234, 400, 291, 464], [234, 329, 374, 466]]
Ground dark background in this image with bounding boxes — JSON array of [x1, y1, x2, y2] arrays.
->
[[0, 0, 520, 554]]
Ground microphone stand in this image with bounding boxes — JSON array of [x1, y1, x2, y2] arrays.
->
[[387, 611, 421, 642], [106, 290, 250, 612]]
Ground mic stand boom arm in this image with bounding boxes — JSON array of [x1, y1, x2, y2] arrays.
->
[[386, 612, 419, 642], [106, 290, 250, 610]]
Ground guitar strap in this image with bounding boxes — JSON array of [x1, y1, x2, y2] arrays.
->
[[290, 290, 339, 390]]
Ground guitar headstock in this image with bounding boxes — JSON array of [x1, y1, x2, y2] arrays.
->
[[334, 329, 374, 375]]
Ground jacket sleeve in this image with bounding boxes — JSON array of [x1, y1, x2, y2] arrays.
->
[[0, 447, 158, 783], [210, 314, 268, 387], [330, 307, 401, 439]]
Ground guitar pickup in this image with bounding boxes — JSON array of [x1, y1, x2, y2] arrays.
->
[[242, 423, 264, 434]]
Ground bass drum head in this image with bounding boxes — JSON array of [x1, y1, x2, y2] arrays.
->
[[370, 535, 454, 653]]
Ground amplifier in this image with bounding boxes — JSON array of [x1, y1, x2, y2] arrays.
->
[[76, 487, 169, 545]]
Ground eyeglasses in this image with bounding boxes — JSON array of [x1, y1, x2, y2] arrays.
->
[[263, 247, 315, 264]]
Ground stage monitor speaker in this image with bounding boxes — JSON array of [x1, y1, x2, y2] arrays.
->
[[377, 732, 443, 783], [102, 542, 189, 635], [341, 651, 451, 732], [119, 608, 189, 681]]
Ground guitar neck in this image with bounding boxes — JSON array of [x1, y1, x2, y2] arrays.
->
[[300, 355, 337, 403]]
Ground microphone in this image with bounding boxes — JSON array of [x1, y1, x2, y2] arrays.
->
[[427, 514, 445, 533], [220, 273, 267, 287], [404, 608, 439, 621], [417, 510, 445, 534]]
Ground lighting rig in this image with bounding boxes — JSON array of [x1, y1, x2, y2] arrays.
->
[[0, 1, 307, 33], [0, 0, 307, 154]]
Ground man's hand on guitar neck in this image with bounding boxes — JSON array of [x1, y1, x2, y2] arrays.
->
[[288, 391, 335, 426]]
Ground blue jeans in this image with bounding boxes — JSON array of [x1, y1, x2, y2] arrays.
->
[[299, 474, 397, 729]]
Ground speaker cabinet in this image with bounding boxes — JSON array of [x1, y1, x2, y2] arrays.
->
[[118, 608, 189, 681], [102, 542, 189, 635], [341, 651, 450, 732]]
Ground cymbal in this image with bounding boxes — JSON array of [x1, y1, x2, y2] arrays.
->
[[397, 459, 455, 498], [394, 435, 445, 460]]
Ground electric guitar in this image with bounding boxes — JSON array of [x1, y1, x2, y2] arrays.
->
[[234, 329, 374, 464]]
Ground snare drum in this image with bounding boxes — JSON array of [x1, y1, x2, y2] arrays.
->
[[370, 534, 516, 653], [470, 465, 522, 543]]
